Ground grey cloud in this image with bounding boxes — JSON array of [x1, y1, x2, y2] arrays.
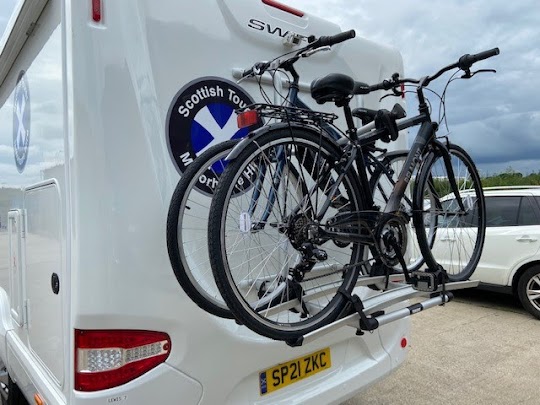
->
[[288, 0, 540, 173]]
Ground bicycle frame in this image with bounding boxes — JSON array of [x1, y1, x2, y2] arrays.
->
[[244, 67, 403, 227], [309, 85, 468, 245]]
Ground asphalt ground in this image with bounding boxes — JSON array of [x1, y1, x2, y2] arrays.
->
[[345, 289, 540, 405]]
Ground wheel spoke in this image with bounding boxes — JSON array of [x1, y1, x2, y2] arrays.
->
[[208, 131, 365, 340]]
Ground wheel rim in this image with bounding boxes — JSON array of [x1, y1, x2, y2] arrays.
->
[[526, 274, 540, 312]]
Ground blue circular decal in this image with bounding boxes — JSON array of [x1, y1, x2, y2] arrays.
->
[[167, 77, 261, 193], [13, 70, 30, 174]]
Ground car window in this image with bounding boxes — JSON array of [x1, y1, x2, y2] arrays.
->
[[518, 197, 539, 226], [485, 196, 520, 227]]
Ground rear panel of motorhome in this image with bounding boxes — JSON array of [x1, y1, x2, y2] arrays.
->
[[0, 1, 409, 404]]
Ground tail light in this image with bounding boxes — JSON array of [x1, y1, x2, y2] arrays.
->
[[400, 83, 406, 99], [237, 110, 260, 129], [75, 329, 171, 391]]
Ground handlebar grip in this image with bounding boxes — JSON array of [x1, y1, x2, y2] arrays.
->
[[317, 29, 356, 47], [368, 80, 393, 92], [458, 47, 500, 70]]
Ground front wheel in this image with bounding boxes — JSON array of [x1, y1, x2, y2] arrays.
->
[[208, 127, 365, 342], [413, 143, 486, 281]]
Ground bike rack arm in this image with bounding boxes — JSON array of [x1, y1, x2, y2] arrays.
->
[[290, 279, 479, 347]]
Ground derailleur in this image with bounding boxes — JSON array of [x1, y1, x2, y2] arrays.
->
[[289, 242, 327, 282]]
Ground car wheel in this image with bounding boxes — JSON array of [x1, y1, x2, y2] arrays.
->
[[517, 266, 540, 320]]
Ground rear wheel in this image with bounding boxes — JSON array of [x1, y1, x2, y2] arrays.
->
[[167, 140, 238, 319], [208, 128, 365, 341], [413, 143, 486, 281], [517, 266, 540, 320]]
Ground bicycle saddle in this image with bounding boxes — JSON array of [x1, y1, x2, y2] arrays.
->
[[311, 73, 369, 105]]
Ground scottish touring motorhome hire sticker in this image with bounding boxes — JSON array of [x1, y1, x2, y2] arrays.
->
[[167, 77, 261, 194], [13, 70, 30, 173]]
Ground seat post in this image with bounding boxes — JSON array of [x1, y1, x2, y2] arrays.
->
[[342, 101, 357, 141]]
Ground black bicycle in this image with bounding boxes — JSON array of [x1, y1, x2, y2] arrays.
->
[[207, 33, 497, 341], [166, 31, 422, 319]]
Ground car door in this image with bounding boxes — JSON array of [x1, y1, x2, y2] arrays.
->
[[472, 195, 540, 285]]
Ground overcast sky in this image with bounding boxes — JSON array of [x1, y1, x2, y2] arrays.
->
[[1, 1, 539, 176], [286, 0, 540, 176]]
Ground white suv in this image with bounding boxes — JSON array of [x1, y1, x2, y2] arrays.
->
[[433, 186, 540, 319]]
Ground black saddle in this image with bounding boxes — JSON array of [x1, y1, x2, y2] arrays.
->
[[311, 73, 370, 105]]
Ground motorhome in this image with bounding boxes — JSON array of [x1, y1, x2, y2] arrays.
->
[[0, 1, 414, 403]]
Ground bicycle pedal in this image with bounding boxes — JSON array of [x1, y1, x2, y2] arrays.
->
[[409, 269, 447, 292]]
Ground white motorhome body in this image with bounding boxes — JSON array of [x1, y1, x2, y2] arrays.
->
[[0, 1, 410, 404]]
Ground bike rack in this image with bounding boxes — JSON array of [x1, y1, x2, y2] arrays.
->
[[287, 278, 479, 347]]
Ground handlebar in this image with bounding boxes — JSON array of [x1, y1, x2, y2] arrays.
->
[[369, 47, 500, 92], [312, 29, 356, 48], [458, 48, 500, 70], [240, 29, 356, 79]]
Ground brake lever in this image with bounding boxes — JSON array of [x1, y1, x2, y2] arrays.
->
[[461, 69, 496, 79], [378, 87, 403, 102], [302, 46, 331, 58]]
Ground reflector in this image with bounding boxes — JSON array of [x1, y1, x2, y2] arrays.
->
[[237, 110, 260, 129]]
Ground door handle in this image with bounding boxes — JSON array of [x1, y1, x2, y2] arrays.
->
[[516, 236, 538, 242]]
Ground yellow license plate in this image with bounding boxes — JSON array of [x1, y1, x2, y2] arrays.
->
[[259, 347, 331, 395]]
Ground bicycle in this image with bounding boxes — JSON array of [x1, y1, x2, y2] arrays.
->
[[207, 34, 498, 341], [166, 31, 421, 319]]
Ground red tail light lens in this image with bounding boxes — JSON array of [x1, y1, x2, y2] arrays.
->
[[237, 110, 260, 129], [262, 0, 304, 17], [400, 83, 406, 99], [75, 329, 171, 391], [92, 0, 102, 22]]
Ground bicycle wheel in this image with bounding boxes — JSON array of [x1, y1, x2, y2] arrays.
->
[[208, 128, 365, 342], [167, 140, 238, 319], [368, 150, 435, 272], [413, 143, 486, 281]]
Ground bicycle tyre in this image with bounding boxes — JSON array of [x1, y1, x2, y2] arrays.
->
[[167, 140, 238, 319], [208, 127, 365, 341], [413, 143, 486, 281], [369, 150, 436, 272]]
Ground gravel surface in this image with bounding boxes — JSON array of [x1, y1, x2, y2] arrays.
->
[[344, 289, 540, 405]]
